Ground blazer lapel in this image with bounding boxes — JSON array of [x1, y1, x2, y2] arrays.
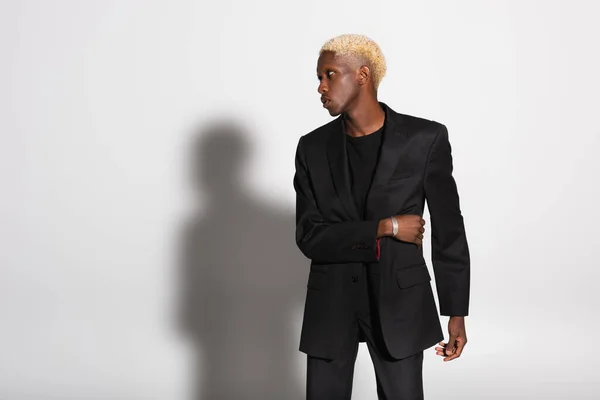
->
[[364, 103, 409, 216], [370, 103, 409, 188], [326, 117, 361, 220]]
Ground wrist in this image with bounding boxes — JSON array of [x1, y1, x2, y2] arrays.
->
[[377, 219, 393, 238]]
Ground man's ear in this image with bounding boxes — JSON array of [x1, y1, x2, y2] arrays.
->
[[357, 65, 371, 86]]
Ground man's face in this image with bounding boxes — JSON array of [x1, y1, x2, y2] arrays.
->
[[316, 51, 361, 116]]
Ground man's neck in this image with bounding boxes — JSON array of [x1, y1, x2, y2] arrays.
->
[[342, 98, 385, 137]]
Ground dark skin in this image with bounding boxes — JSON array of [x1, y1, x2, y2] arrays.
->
[[316, 50, 467, 362]]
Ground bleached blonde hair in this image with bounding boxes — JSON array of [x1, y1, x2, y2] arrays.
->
[[320, 34, 387, 90]]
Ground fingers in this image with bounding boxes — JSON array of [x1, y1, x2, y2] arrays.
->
[[414, 229, 425, 247], [392, 215, 426, 246], [414, 219, 425, 245], [434, 342, 446, 357], [435, 340, 452, 358], [435, 337, 467, 362], [443, 336, 466, 362]]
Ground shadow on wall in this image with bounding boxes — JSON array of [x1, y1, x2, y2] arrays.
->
[[176, 119, 308, 400]]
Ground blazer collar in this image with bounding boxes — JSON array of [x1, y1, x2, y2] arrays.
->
[[326, 102, 409, 220]]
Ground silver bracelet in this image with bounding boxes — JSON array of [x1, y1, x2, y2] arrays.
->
[[390, 216, 398, 236]]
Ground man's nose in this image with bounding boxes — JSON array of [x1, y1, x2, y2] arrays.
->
[[318, 81, 328, 94]]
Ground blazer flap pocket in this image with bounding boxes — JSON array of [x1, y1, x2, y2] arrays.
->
[[307, 271, 326, 290], [389, 168, 414, 181], [396, 264, 431, 289]]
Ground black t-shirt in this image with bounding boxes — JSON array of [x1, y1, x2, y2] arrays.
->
[[345, 124, 384, 218]]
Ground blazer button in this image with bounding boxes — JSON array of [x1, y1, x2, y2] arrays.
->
[[351, 276, 358, 283]]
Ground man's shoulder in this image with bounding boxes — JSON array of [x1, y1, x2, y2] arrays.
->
[[299, 117, 339, 147], [392, 109, 445, 134]]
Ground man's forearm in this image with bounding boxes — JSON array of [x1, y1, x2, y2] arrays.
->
[[296, 217, 382, 263], [295, 136, 393, 264]]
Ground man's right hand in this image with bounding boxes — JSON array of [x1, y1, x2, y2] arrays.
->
[[377, 215, 425, 247]]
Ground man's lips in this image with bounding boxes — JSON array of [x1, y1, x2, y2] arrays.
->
[[321, 97, 331, 107]]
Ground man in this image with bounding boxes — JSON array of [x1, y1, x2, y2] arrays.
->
[[293, 34, 470, 399]]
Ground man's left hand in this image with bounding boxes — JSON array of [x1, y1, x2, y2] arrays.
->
[[435, 316, 467, 362]]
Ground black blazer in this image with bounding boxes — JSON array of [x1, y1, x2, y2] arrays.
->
[[293, 102, 470, 360]]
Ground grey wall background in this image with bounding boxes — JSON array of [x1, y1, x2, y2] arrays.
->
[[1, 0, 599, 399]]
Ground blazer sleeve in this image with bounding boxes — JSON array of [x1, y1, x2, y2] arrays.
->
[[294, 136, 381, 264], [424, 124, 471, 316]]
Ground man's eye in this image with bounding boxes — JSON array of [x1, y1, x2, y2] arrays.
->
[[327, 71, 335, 77]]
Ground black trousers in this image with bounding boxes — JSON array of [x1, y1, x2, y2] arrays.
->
[[306, 265, 424, 400]]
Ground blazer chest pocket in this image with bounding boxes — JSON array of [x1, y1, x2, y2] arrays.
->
[[388, 168, 414, 181], [396, 264, 431, 289]]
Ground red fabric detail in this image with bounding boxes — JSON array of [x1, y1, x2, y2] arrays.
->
[[375, 238, 381, 260]]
